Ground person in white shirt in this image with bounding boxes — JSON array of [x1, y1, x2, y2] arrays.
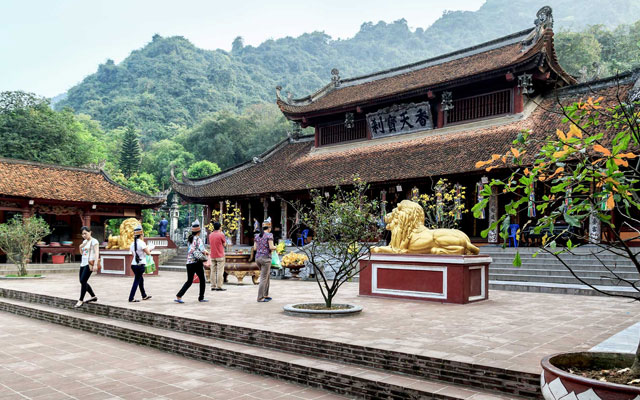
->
[[128, 225, 153, 302], [75, 226, 99, 308]]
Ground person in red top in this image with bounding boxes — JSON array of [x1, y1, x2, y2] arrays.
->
[[208, 222, 227, 291]]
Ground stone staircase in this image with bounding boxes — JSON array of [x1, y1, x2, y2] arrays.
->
[[0, 287, 539, 399], [160, 247, 188, 271], [0, 262, 80, 276], [483, 246, 640, 296]]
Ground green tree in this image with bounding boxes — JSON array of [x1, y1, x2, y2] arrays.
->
[[292, 177, 382, 308], [140, 139, 194, 189], [0, 91, 104, 166], [473, 92, 640, 376], [0, 216, 50, 276], [119, 126, 141, 178], [187, 160, 221, 179]]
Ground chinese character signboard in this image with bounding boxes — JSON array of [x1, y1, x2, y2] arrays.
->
[[366, 101, 433, 138]]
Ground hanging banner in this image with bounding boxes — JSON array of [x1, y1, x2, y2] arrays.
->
[[527, 182, 536, 217], [476, 182, 485, 219], [366, 101, 433, 139]]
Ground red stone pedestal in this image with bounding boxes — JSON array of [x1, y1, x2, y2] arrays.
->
[[359, 254, 492, 304], [99, 250, 160, 276]]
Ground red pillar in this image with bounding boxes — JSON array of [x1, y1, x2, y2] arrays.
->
[[513, 87, 524, 114]]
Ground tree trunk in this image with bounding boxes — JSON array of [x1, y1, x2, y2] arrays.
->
[[325, 295, 332, 308]]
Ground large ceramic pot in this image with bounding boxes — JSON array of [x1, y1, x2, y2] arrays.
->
[[283, 264, 305, 280], [541, 352, 640, 400]]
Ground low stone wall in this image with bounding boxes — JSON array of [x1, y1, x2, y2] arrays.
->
[[156, 248, 176, 265]]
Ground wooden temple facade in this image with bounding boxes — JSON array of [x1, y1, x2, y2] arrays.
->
[[0, 158, 165, 262], [171, 7, 640, 246]]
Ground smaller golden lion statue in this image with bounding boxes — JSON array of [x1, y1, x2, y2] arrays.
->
[[373, 200, 479, 255], [106, 218, 140, 250]]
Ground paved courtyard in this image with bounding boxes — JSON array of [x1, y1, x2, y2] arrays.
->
[[0, 312, 348, 400], [1, 272, 639, 375]]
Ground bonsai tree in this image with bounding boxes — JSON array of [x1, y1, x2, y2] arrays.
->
[[417, 178, 468, 229], [293, 177, 382, 308], [0, 215, 51, 276], [473, 84, 640, 381]]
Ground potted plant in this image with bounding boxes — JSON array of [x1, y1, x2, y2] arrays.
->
[[281, 252, 308, 280], [474, 84, 640, 395], [207, 200, 243, 245]]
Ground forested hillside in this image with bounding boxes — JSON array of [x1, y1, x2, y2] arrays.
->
[[57, 0, 640, 144]]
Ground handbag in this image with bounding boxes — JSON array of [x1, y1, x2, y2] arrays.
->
[[87, 240, 100, 272], [145, 254, 156, 274], [203, 256, 212, 270], [191, 239, 208, 261]]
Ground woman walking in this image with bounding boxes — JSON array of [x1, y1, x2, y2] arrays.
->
[[128, 225, 153, 303], [254, 220, 276, 302], [175, 220, 209, 303], [75, 226, 99, 308]]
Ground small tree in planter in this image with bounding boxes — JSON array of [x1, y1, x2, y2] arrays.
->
[[0, 215, 50, 276], [292, 177, 382, 309], [474, 85, 640, 387]]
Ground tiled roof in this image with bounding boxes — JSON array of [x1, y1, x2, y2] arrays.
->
[[0, 158, 164, 206], [173, 75, 637, 202], [277, 27, 575, 116]]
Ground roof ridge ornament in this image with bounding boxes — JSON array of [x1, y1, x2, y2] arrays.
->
[[521, 6, 553, 49], [275, 85, 287, 104], [331, 68, 341, 87], [534, 6, 553, 30]]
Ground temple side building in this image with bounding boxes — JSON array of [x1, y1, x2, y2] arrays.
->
[[0, 158, 165, 260], [171, 7, 639, 246]]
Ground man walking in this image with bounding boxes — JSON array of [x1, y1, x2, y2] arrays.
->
[[208, 222, 227, 291], [158, 216, 169, 237]]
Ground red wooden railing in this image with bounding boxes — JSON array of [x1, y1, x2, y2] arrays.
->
[[445, 89, 512, 125], [318, 119, 368, 146]]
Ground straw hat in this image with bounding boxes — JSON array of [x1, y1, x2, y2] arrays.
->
[[191, 220, 201, 232]]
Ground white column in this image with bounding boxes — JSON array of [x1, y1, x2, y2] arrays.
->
[[170, 197, 179, 243]]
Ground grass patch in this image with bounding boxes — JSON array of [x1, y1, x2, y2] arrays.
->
[[4, 274, 42, 278]]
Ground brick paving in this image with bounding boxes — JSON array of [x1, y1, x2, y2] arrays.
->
[[1, 272, 639, 374], [0, 312, 348, 400]]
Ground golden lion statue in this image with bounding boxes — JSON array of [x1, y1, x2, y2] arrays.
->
[[373, 200, 479, 255], [106, 218, 140, 250]]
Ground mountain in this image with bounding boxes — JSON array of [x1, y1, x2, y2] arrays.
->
[[55, 0, 640, 142]]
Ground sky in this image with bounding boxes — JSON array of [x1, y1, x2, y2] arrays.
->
[[0, 0, 485, 98]]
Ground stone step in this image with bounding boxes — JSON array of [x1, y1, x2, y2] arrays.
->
[[489, 280, 640, 297], [489, 267, 639, 279], [489, 272, 634, 286], [0, 288, 539, 399], [488, 255, 636, 264], [0, 296, 525, 400], [480, 247, 638, 259], [0, 264, 80, 275], [488, 261, 638, 269]]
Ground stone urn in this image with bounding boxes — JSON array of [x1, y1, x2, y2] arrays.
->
[[541, 352, 640, 399], [283, 264, 305, 280]]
